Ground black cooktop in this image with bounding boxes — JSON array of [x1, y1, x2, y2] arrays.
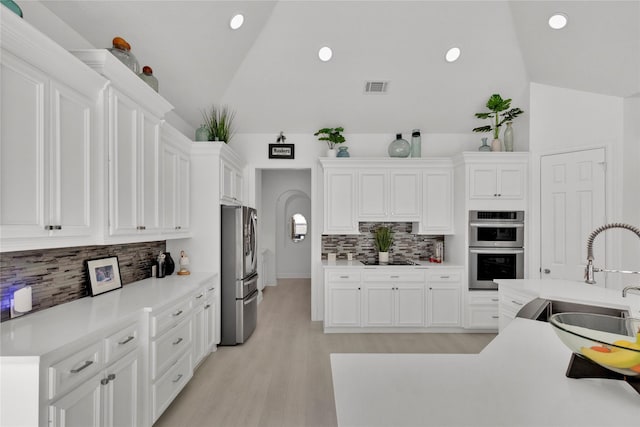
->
[[362, 260, 418, 266]]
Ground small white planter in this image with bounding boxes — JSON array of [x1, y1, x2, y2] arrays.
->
[[378, 251, 389, 264], [327, 148, 337, 157]]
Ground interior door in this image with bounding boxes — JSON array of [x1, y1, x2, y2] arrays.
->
[[540, 148, 606, 284]]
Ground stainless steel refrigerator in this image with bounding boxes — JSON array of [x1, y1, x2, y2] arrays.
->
[[220, 205, 258, 345]]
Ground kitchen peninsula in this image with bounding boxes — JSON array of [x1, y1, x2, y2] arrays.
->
[[331, 279, 640, 426]]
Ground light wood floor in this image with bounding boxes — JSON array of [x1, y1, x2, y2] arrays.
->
[[154, 279, 496, 427]]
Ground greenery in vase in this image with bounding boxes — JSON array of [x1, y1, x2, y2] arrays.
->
[[314, 127, 345, 149], [201, 105, 236, 143], [374, 226, 394, 252], [472, 94, 524, 140]]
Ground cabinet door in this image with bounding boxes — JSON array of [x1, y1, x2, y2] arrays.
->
[[389, 171, 421, 220], [363, 284, 394, 326], [49, 374, 102, 427], [428, 286, 461, 327], [105, 351, 140, 427], [204, 295, 216, 351], [139, 111, 161, 232], [110, 89, 138, 235], [0, 53, 48, 239], [468, 165, 498, 199], [496, 165, 525, 199], [233, 169, 243, 204], [192, 304, 207, 367], [358, 170, 388, 219], [326, 284, 361, 327], [421, 169, 454, 234], [324, 171, 358, 234], [50, 81, 93, 237], [395, 284, 425, 326], [177, 153, 190, 231], [161, 144, 178, 232]]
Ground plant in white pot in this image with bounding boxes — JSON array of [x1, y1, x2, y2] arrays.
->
[[314, 127, 345, 157], [472, 94, 523, 152], [374, 226, 393, 264]]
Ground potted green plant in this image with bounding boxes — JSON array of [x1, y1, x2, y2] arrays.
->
[[472, 94, 523, 152], [374, 226, 393, 264], [314, 127, 345, 157], [202, 105, 236, 143]]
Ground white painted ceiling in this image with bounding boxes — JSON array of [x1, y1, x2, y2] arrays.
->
[[39, 0, 640, 134]]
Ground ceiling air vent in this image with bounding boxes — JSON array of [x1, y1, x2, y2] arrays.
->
[[364, 81, 389, 94]]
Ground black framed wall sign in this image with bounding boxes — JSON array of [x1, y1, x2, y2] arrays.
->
[[268, 143, 295, 159]]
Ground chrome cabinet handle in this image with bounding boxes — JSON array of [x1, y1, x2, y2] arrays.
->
[[44, 225, 62, 230], [101, 377, 110, 385], [339, 275, 349, 279], [173, 310, 183, 317], [118, 336, 135, 345], [107, 373, 116, 381], [172, 337, 183, 345], [70, 360, 93, 374], [136, 225, 146, 230], [492, 298, 499, 302], [172, 374, 183, 383], [204, 304, 211, 309], [440, 276, 450, 279], [512, 300, 523, 306], [492, 315, 500, 319], [195, 294, 204, 299], [390, 275, 400, 279]]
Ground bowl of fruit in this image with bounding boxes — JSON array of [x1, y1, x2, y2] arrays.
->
[[549, 312, 640, 377]]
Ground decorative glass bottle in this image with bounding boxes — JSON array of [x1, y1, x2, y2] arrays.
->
[[195, 124, 209, 141], [503, 122, 514, 152], [107, 37, 140, 74], [337, 146, 350, 157], [410, 129, 422, 158], [138, 66, 158, 92], [478, 137, 491, 152], [388, 133, 410, 158]]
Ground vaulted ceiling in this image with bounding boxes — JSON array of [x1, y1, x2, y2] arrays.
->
[[37, 1, 640, 134]]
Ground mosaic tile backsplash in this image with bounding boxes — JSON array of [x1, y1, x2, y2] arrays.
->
[[0, 241, 166, 322], [322, 222, 444, 264]]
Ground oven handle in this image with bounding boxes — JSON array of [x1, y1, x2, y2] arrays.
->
[[470, 248, 524, 254], [469, 222, 524, 228]]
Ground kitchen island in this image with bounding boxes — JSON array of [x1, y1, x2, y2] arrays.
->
[[332, 279, 640, 426]]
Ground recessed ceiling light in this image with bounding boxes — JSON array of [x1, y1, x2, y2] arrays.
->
[[445, 47, 461, 63], [548, 13, 568, 30], [318, 46, 333, 62], [230, 14, 244, 30]]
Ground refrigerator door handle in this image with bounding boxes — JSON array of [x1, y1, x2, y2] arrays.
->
[[244, 292, 258, 306]]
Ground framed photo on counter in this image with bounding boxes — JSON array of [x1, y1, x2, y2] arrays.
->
[[86, 256, 122, 296]]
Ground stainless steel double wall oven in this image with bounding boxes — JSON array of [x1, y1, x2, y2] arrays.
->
[[469, 210, 524, 290]]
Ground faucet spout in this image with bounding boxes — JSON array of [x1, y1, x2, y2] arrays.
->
[[584, 223, 640, 284]]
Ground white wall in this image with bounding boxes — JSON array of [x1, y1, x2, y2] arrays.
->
[[621, 97, 640, 286], [528, 83, 627, 288], [261, 170, 312, 282]]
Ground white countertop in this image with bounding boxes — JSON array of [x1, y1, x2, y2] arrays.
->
[[0, 273, 216, 357], [332, 317, 640, 426], [322, 260, 463, 269]]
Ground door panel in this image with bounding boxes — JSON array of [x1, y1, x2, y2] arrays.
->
[[541, 149, 606, 284]]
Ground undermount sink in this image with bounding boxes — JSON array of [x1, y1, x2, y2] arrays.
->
[[517, 298, 629, 324]]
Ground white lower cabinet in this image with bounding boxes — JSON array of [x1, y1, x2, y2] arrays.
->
[[465, 291, 500, 330], [47, 321, 141, 427], [498, 286, 536, 332], [426, 270, 462, 327], [324, 268, 466, 332]]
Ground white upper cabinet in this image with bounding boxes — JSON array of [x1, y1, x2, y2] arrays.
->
[[359, 169, 421, 221], [72, 49, 174, 241], [161, 123, 191, 236], [219, 144, 245, 206], [0, 12, 106, 252], [414, 162, 455, 235], [323, 168, 359, 234]]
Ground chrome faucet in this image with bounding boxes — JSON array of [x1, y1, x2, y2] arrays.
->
[[585, 223, 640, 284], [622, 286, 640, 297]]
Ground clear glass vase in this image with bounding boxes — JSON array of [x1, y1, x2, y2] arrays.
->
[[388, 133, 410, 158], [503, 122, 514, 152], [107, 37, 140, 74]]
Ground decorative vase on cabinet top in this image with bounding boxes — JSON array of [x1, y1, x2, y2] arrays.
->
[[478, 137, 491, 152], [107, 36, 140, 74], [388, 133, 410, 158], [138, 66, 158, 92], [503, 122, 514, 152], [327, 148, 337, 157], [337, 146, 350, 157], [195, 124, 209, 141], [410, 129, 422, 157], [491, 138, 502, 152]]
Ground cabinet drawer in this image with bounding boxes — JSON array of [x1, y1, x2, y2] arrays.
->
[[467, 306, 500, 329], [48, 341, 102, 399], [363, 271, 424, 282], [327, 271, 361, 282], [152, 318, 192, 380], [427, 272, 461, 282], [468, 293, 500, 305], [152, 350, 193, 423], [104, 322, 139, 365], [151, 298, 192, 337]]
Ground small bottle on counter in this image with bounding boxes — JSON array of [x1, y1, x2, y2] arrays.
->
[[410, 129, 421, 158], [156, 252, 166, 278]]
